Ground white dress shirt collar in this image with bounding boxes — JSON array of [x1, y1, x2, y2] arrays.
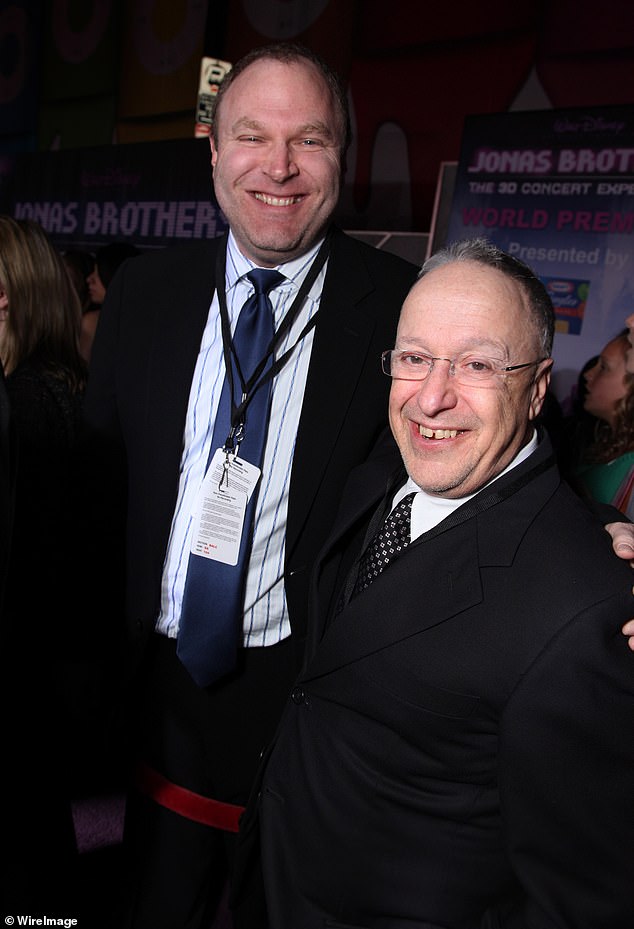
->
[[225, 230, 325, 294], [392, 429, 539, 540]]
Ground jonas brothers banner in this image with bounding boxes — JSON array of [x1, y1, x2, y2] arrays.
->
[[446, 104, 634, 406], [1, 137, 228, 251]]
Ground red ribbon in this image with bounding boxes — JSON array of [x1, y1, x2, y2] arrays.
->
[[136, 762, 245, 833]]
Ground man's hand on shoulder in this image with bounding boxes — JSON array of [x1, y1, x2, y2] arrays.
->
[[605, 522, 634, 650]]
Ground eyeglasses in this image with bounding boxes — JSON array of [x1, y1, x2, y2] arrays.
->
[[381, 350, 548, 388]]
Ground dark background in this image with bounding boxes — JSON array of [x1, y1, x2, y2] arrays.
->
[[1, 0, 633, 239]]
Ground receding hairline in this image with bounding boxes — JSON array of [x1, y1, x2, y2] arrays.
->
[[419, 238, 555, 358], [211, 45, 351, 153]]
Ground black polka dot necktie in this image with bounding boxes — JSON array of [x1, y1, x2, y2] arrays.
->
[[352, 491, 416, 596]]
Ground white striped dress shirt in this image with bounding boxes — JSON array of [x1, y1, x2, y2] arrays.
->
[[156, 232, 326, 647]]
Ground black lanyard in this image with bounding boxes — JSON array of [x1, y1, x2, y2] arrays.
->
[[214, 230, 332, 451]]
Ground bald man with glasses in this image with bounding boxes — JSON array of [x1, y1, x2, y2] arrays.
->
[[237, 239, 634, 929]]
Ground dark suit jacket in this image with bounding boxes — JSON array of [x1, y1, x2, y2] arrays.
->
[[255, 437, 634, 929], [82, 227, 418, 666]]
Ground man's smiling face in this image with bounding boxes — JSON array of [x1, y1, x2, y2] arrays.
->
[[209, 57, 344, 268], [389, 260, 551, 498]]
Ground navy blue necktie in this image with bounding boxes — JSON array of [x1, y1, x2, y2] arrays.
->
[[177, 268, 284, 686]]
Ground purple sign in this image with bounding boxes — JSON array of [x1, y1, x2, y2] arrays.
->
[[446, 105, 634, 405]]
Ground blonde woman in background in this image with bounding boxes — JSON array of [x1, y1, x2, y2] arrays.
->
[[0, 216, 89, 913]]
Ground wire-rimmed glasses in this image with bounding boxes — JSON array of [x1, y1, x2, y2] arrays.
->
[[381, 349, 548, 388]]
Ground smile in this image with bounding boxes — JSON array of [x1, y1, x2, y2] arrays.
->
[[418, 426, 460, 439], [253, 192, 302, 206]]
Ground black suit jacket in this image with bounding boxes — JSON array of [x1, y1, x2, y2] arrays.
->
[[254, 437, 634, 929], [82, 227, 418, 665]]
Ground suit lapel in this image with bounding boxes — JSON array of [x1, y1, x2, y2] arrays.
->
[[285, 229, 382, 558], [307, 517, 482, 680], [305, 439, 560, 680], [306, 454, 404, 657]]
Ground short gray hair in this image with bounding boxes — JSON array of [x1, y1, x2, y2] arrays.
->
[[422, 238, 555, 357]]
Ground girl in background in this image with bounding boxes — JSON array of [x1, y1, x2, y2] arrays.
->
[[575, 329, 634, 515]]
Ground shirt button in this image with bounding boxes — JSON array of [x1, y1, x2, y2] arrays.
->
[[291, 686, 306, 705]]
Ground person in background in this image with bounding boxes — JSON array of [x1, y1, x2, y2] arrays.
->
[[625, 310, 634, 374], [619, 313, 634, 646], [83, 241, 141, 364], [0, 361, 16, 619], [575, 329, 634, 515], [0, 216, 87, 912], [239, 239, 634, 929], [62, 247, 100, 364], [63, 246, 96, 313], [557, 352, 600, 482], [87, 241, 141, 308]]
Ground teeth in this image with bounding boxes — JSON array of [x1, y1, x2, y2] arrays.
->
[[419, 426, 458, 439], [254, 193, 300, 206]]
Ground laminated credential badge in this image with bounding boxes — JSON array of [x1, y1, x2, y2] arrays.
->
[[190, 448, 261, 566]]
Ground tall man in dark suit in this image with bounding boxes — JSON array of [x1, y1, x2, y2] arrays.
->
[[249, 239, 634, 928], [82, 42, 418, 928]]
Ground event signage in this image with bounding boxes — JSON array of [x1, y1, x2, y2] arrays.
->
[[1, 137, 228, 251], [445, 105, 634, 405]]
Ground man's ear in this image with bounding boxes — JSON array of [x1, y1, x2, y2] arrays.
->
[[209, 132, 218, 171], [528, 359, 553, 421]]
